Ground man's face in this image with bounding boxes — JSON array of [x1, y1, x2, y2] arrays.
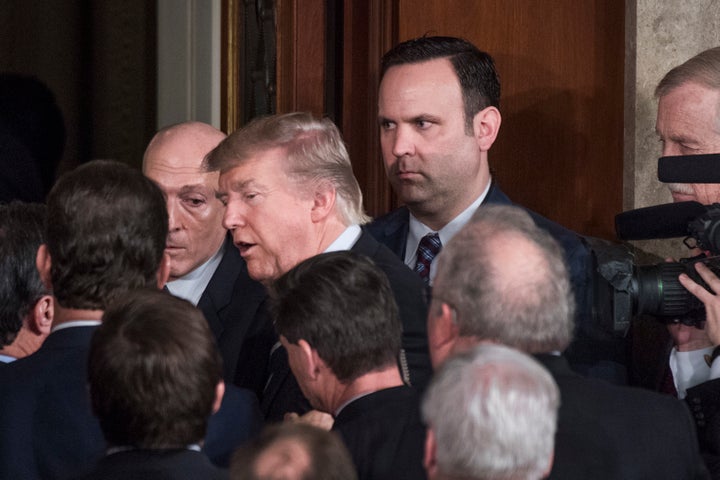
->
[[218, 148, 317, 285], [656, 81, 720, 204], [378, 58, 485, 222], [280, 335, 323, 411], [144, 148, 227, 281]]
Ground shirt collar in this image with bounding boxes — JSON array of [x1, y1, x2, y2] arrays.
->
[[166, 242, 225, 306], [324, 225, 362, 253]]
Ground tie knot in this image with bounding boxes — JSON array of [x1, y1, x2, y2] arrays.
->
[[414, 233, 442, 284]]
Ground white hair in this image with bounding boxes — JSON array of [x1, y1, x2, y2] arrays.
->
[[423, 344, 560, 480]]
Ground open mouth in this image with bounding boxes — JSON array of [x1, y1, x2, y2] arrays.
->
[[235, 241, 255, 255]]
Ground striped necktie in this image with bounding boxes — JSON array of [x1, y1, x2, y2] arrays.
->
[[414, 233, 442, 285]]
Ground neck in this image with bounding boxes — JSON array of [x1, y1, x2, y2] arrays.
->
[[52, 304, 104, 328], [315, 216, 352, 253], [0, 326, 44, 360], [329, 364, 403, 413]]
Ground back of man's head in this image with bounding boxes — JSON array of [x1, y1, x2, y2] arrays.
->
[[433, 204, 574, 353], [231, 423, 357, 480], [656, 46, 720, 98], [0, 202, 47, 347], [423, 344, 559, 480], [88, 288, 223, 449], [45, 160, 168, 310], [270, 251, 401, 383]]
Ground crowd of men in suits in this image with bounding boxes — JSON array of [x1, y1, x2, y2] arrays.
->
[[2, 35, 720, 479]]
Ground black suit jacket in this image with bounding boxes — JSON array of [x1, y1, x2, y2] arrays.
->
[[332, 386, 426, 480], [73, 449, 228, 480], [536, 354, 709, 479], [366, 182, 627, 381], [260, 231, 432, 421], [0, 325, 261, 480], [197, 235, 274, 396]]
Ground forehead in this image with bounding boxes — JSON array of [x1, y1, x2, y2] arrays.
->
[[220, 147, 291, 189], [379, 58, 463, 110], [657, 82, 720, 130]]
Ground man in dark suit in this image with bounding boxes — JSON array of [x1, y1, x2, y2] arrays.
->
[[0, 161, 260, 480], [143, 122, 271, 394], [423, 344, 559, 480], [78, 289, 240, 480], [205, 112, 431, 421], [429, 203, 710, 479], [366, 36, 615, 381], [270, 252, 426, 480]]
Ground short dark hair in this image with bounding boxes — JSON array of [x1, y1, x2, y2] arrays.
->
[[231, 423, 357, 480], [45, 160, 168, 310], [0, 202, 47, 347], [88, 288, 223, 448], [381, 36, 501, 131], [270, 251, 401, 383]]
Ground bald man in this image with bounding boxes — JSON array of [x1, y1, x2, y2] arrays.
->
[[144, 122, 272, 395]]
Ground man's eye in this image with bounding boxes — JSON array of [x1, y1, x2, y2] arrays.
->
[[380, 120, 395, 130]]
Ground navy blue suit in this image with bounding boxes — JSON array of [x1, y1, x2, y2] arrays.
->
[[366, 182, 619, 379], [197, 235, 274, 397], [0, 325, 261, 480]]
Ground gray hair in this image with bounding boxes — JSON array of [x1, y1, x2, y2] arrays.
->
[[432, 204, 574, 353], [205, 112, 370, 225], [656, 46, 720, 98], [422, 343, 559, 480]]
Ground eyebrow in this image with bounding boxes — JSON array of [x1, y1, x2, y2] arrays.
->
[[178, 184, 212, 196]]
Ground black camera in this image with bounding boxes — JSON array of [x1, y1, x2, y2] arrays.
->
[[592, 202, 720, 335]]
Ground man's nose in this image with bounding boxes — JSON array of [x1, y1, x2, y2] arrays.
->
[[392, 126, 416, 158]]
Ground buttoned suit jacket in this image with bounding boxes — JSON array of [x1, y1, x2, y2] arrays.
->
[[365, 182, 624, 378], [536, 354, 709, 480], [73, 449, 228, 480], [197, 234, 273, 396], [0, 325, 262, 480], [260, 229, 431, 421], [332, 386, 426, 480]]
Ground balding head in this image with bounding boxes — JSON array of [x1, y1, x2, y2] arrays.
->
[[429, 205, 574, 367], [143, 122, 228, 281]]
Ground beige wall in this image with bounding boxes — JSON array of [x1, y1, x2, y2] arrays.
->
[[627, 0, 720, 259]]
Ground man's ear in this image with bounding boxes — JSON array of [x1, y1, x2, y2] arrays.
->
[[156, 251, 171, 289], [472, 106, 502, 152], [423, 427, 439, 479], [212, 381, 226, 415], [435, 302, 461, 349], [310, 182, 336, 223], [29, 295, 53, 337], [36, 244, 53, 290], [298, 339, 322, 380]]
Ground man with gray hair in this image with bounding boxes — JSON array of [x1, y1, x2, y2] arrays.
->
[[423, 343, 559, 480], [430, 204, 709, 479], [205, 112, 430, 421]]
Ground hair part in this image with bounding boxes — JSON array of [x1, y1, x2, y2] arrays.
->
[[433, 204, 574, 353], [380, 36, 501, 133], [423, 344, 559, 480], [88, 288, 223, 448], [206, 112, 370, 225], [45, 160, 168, 310], [269, 251, 401, 383], [0, 202, 47, 347]]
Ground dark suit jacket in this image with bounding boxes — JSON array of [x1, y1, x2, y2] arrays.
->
[[73, 449, 228, 480], [536, 354, 709, 480], [332, 386, 426, 480], [197, 235, 274, 396], [260, 231, 432, 421], [366, 182, 627, 381], [0, 325, 261, 480]]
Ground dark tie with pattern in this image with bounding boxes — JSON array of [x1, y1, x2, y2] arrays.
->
[[414, 233, 442, 285]]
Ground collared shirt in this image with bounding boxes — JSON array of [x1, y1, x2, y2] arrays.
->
[[324, 224, 362, 253], [106, 444, 202, 456], [52, 320, 102, 333], [404, 180, 491, 284], [669, 346, 714, 399], [0, 354, 16, 363], [165, 243, 225, 306]]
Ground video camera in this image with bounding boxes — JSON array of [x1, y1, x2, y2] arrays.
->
[[594, 154, 720, 335]]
